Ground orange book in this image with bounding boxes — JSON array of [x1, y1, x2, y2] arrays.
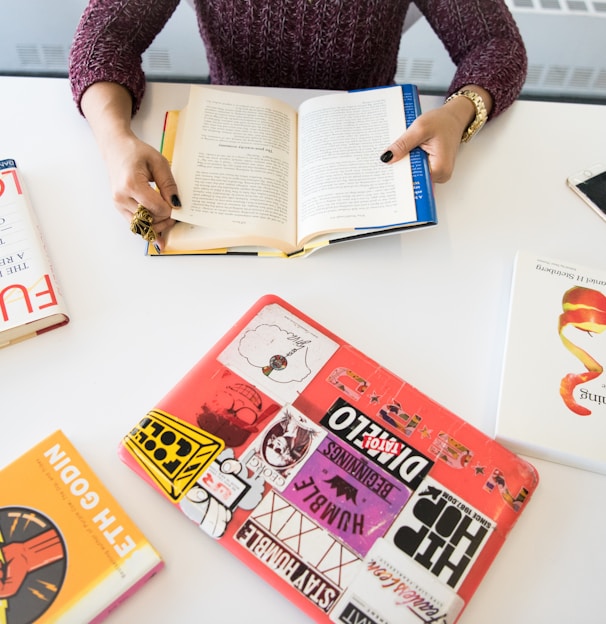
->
[[119, 294, 538, 623], [0, 431, 163, 623]]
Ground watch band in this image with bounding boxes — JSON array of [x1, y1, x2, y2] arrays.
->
[[445, 89, 488, 143]]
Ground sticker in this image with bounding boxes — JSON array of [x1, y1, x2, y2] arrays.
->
[[321, 398, 433, 491], [235, 491, 361, 613], [484, 468, 529, 512], [243, 405, 325, 491], [361, 435, 403, 455], [194, 372, 280, 449], [219, 302, 339, 403], [179, 449, 266, 539], [283, 435, 411, 557], [384, 477, 494, 591], [327, 367, 370, 400], [428, 432, 473, 469], [123, 409, 225, 502], [376, 400, 422, 437], [329, 538, 464, 624], [0, 507, 66, 624]]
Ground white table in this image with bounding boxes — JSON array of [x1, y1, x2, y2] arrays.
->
[[1, 76, 605, 623]]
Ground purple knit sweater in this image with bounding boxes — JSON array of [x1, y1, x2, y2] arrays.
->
[[69, 0, 526, 119]]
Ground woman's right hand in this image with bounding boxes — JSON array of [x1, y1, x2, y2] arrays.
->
[[80, 82, 180, 249], [103, 130, 180, 241]]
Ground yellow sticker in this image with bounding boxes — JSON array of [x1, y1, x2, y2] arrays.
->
[[123, 409, 225, 502]]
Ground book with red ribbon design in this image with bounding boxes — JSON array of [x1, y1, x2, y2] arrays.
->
[[496, 251, 606, 474]]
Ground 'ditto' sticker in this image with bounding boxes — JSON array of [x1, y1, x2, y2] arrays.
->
[[123, 409, 225, 502]]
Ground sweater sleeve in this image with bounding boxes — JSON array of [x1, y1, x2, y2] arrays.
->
[[68, 0, 180, 116], [413, 0, 527, 118]]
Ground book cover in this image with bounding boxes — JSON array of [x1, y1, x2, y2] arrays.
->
[[0, 430, 164, 623], [496, 251, 606, 474], [148, 84, 436, 257], [119, 294, 538, 624], [0, 159, 69, 348]]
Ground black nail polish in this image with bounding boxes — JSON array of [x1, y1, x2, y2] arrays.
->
[[171, 194, 182, 207], [380, 150, 394, 163], [153, 243, 162, 254]]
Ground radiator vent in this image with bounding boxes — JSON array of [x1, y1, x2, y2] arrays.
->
[[395, 59, 435, 85], [525, 63, 606, 91], [16, 45, 42, 67], [143, 48, 173, 73], [507, 0, 606, 14], [595, 68, 606, 89], [396, 57, 606, 95], [16, 44, 67, 69], [10, 43, 198, 78], [42, 45, 67, 68]]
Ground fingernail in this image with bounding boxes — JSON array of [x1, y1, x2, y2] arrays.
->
[[380, 150, 394, 163], [171, 194, 181, 207], [153, 243, 162, 254]]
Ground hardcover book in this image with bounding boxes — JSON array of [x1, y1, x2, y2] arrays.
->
[[151, 84, 436, 257], [0, 430, 164, 623], [0, 159, 69, 348], [496, 251, 606, 474], [119, 294, 538, 624]]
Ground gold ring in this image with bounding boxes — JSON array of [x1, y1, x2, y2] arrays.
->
[[130, 204, 156, 242]]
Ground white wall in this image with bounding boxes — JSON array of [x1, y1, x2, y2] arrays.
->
[[0, 1, 208, 80], [2, 0, 605, 101]]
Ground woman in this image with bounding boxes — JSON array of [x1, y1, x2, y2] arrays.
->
[[69, 0, 526, 249]]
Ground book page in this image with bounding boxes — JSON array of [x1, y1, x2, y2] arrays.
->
[[171, 87, 298, 250], [296, 87, 416, 245]]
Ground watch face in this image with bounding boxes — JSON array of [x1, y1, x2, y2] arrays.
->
[[0, 507, 67, 624]]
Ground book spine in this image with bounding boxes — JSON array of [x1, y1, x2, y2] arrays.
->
[[160, 110, 179, 165], [400, 84, 438, 224]]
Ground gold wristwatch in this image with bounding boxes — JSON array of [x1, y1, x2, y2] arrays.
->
[[445, 89, 488, 143]]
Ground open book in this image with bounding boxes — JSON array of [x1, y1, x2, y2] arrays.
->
[[154, 85, 436, 257]]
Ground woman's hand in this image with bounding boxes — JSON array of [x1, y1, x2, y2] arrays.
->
[[380, 85, 493, 183], [103, 131, 180, 241], [81, 82, 180, 250]]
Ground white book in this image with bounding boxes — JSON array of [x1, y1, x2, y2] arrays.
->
[[496, 251, 606, 474], [0, 158, 69, 347]]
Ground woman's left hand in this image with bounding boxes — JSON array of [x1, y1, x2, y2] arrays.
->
[[380, 85, 492, 183]]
